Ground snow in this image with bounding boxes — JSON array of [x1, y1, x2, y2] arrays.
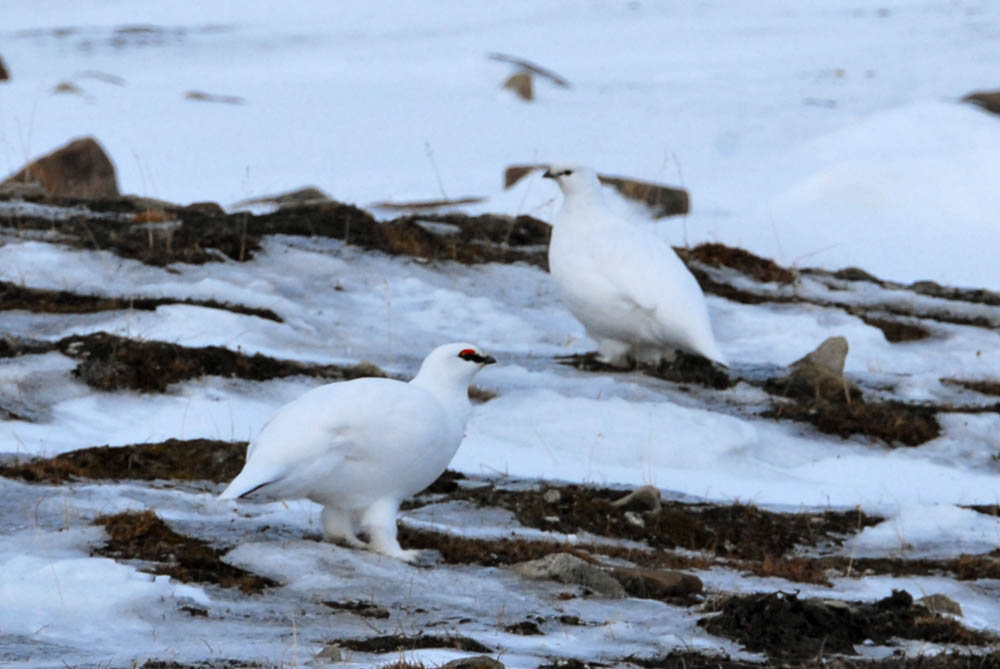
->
[[2, 1, 1000, 667]]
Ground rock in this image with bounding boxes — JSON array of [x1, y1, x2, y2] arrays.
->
[[610, 567, 703, 599], [783, 335, 858, 402], [962, 90, 1000, 116], [231, 186, 332, 211], [610, 485, 662, 512], [502, 164, 690, 218], [2, 137, 119, 199], [0, 54, 10, 81], [513, 552, 626, 598], [918, 593, 963, 617], [440, 656, 505, 669], [181, 201, 227, 216], [315, 644, 343, 662], [502, 70, 533, 101], [542, 488, 562, 504], [184, 90, 244, 105], [0, 180, 48, 200], [596, 174, 690, 218]]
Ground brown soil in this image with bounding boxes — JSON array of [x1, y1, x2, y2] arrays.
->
[[0, 280, 281, 321], [92, 510, 277, 594], [858, 315, 931, 342], [679, 243, 796, 284], [332, 634, 492, 654], [632, 650, 1000, 669], [0, 438, 246, 484], [0, 197, 550, 267], [764, 397, 941, 447], [57, 331, 385, 392], [698, 589, 997, 662], [415, 481, 881, 561], [322, 599, 391, 619], [557, 351, 733, 390], [942, 378, 1000, 397]]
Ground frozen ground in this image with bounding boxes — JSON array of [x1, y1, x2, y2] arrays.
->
[[1, 1, 1000, 668]]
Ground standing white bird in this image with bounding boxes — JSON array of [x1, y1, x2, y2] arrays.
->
[[544, 164, 727, 367], [219, 342, 495, 562]]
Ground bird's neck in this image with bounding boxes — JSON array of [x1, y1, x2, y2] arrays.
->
[[559, 190, 610, 224], [410, 374, 472, 416]]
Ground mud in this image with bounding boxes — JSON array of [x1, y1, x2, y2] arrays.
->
[[0, 438, 246, 483], [0, 280, 281, 321], [698, 589, 997, 662], [679, 243, 796, 284], [57, 331, 385, 392], [322, 599, 391, 619], [558, 351, 733, 390], [92, 510, 277, 594], [332, 633, 492, 654], [765, 396, 941, 447]]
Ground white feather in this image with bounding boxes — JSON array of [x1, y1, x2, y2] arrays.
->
[[545, 165, 727, 366], [219, 342, 494, 561]]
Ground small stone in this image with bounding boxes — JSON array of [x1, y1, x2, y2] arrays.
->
[[502, 70, 534, 101], [611, 485, 662, 512], [775, 335, 858, 402], [543, 489, 562, 504], [624, 511, 645, 528], [1, 136, 119, 199], [963, 89, 1000, 116], [315, 644, 343, 662], [513, 552, 626, 599], [440, 656, 505, 669], [0, 54, 10, 81], [610, 567, 703, 599], [918, 593, 963, 617]]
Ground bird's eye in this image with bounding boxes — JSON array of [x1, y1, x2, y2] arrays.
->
[[561, 169, 573, 177], [458, 349, 478, 360]]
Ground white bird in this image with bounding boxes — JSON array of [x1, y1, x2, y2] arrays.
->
[[219, 342, 495, 562], [544, 165, 727, 367]]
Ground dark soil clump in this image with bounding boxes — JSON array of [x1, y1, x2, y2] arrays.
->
[[333, 633, 491, 654], [943, 378, 1000, 398], [93, 510, 276, 594], [322, 599, 391, 619], [699, 589, 997, 662], [57, 331, 385, 392], [558, 351, 733, 390], [680, 243, 796, 284], [0, 198, 550, 267], [0, 280, 281, 321], [764, 397, 941, 447], [859, 315, 931, 343], [504, 620, 544, 635], [0, 438, 246, 484]]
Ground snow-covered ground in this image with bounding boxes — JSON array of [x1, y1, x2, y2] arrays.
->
[[2, 2, 999, 667]]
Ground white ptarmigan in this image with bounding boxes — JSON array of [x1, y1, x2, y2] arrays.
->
[[544, 165, 727, 367], [219, 342, 495, 562]]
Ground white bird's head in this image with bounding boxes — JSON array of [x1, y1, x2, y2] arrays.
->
[[412, 342, 496, 390], [542, 164, 603, 198]]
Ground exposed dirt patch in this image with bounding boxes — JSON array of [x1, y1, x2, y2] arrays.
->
[[557, 351, 733, 390], [57, 331, 385, 392], [943, 378, 1000, 398], [0, 438, 246, 484], [698, 589, 997, 662], [92, 510, 277, 594], [138, 662, 268, 669], [332, 633, 492, 654], [764, 397, 941, 447], [322, 599, 391, 619], [632, 650, 1000, 668], [858, 314, 931, 342], [416, 482, 881, 561], [679, 243, 796, 284], [1, 198, 550, 267], [504, 619, 544, 635], [0, 280, 281, 321]]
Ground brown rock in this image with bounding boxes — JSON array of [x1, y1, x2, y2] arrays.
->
[[0, 54, 10, 81], [597, 174, 690, 218], [513, 552, 626, 598], [2, 137, 119, 199], [962, 90, 1000, 116], [440, 656, 505, 669], [502, 70, 534, 101], [502, 164, 690, 218], [784, 335, 858, 402], [610, 567, 703, 599]]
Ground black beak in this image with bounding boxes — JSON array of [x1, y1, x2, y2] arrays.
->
[[542, 169, 555, 179], [481, 355, 497, 365]]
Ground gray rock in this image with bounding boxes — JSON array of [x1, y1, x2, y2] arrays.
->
[[513, 552, 626, 598], [610, 567, 703, 599], [611, 484, 662, 512], [783, 335, 858, 402], [918, 593, 963, 617]]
